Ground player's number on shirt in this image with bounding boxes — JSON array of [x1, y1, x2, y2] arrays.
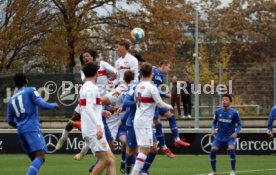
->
[[11, 95, 26, 117]]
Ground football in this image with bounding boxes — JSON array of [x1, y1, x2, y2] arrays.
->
[[131, 27, 145, 42]]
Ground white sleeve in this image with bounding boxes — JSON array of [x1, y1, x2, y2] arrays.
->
[[151, 86, 172, 110], [86, 90, 101, 126], [74, 105, 80, 113], [80, 71, 85, 82], [130, 58, 139, 82], [102, 61, 116, 74], [113, 60, 120, 85], [105, 92, 118, 105]]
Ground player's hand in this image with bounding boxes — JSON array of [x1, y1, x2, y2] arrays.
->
[[54, 103, 60, 110], [102, 110, 111, 119], [117, 108, 123, 114], [230, 133, 237, 139], [96, 125, 103, 139], [166, 94, 171, 98], [267, 130, 274, 138], [211, 130, 216, 136], [109, 105, 117, 113]]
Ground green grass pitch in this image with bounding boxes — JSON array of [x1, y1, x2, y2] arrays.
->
[[0, 154, 276, 175]]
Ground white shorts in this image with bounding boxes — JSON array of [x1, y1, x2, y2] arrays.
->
[[84, 135, 110, 155], [134, 128, 153, 148]]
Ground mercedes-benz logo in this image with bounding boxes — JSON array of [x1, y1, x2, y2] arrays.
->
[[44, 134, 58, 153], [201, 134, 215, 154]]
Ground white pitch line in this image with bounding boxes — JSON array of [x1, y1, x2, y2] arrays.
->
[[195, 168, 276, 175]]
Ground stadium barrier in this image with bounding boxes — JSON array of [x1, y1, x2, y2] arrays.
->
[[0, 129, 275, 155]]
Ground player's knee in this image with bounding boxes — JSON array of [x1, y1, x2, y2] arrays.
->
[[127, 148, 137, 156], [107, 155, 116, 167], [211, 146, 219, 151], [154, 119, 160, 125], [165, 111, 173, 118], [228, 146, 235, 150]]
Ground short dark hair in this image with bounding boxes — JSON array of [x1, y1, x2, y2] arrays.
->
[[14, 73, 27, 88], [134, 54, 145, 63], [124, 70, 135, 84], [140, 62, 152, 78], [79, 49, 97, 65], [115, 38, 131, 50], [82, 62, 99, 78], [159, 60, 170, 66], [222, 94, 232, 102]]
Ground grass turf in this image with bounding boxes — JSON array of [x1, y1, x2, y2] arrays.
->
[[0, 154, 276, 175]]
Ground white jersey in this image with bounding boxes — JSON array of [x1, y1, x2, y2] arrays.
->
[[79, 81, 103, 138], [81, 61, 116, 96], [114, 53, 139, 85], [134, 81, 162, 129], [105, 84, 127, 139]]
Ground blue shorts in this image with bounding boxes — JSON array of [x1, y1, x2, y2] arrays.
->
[[126, 126, 137, 149], [154, 107, 170, 120], [212, 136, 236, 148], [18, 131, 47, 155], [116, 125, 126, 140], [103, 118, 114, 142]]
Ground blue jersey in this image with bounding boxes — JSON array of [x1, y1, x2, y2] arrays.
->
[[267, 105, 276, 131], [212, 107, 242, 137], [7, 87, 56, 133], [122, 84, 137, 127], [152, 66, 167, 98]]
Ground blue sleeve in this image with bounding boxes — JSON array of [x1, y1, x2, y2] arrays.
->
[[121, 108, 130, 123], [267, 107, 276, 131], [123, 94, 136, 108], [211, 111, 218, 130], [30, 88, 56, 109], [234, 112, 243, 134], [7, 103, 17, 128]]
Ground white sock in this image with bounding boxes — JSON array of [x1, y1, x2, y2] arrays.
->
[[61, 129, 69, 140], [79, 142, 89, 155], [175, 137, 180, 142], [131, 153, 147, 175], [161, 145, 168, 150]]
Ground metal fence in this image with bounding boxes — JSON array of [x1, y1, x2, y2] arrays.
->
[[0, 62, 275, 117], [171, 62, 275, 116]]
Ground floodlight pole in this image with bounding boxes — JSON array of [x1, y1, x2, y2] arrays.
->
[[194, 10, 200, 129]]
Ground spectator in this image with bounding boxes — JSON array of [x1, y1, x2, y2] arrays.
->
[[180, 74, 192, 119], [170, 76, 181, 117]]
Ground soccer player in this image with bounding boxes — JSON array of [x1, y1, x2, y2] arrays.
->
[[131, 62, 173, 175], [7, 73, 59, 175], [267, 105, 276, 138], [103, 70, 135, 173], [79, 62, 116, 175], [56, 49, 116, 150], [114, 38, 139, 85], [152, 60, 190, 158], [209, 94, 242, 175]]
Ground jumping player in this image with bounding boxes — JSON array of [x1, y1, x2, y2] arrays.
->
[[131, 62, 173, 175]]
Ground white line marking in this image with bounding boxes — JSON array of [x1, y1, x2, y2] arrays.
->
[[195, 168, 276, 175]]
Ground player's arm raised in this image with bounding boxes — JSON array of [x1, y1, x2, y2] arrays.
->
[[151, 86, 173, 110], [102, 61, 117, 81], [86, 91, 103, 139]]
